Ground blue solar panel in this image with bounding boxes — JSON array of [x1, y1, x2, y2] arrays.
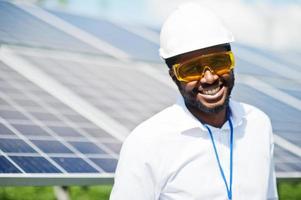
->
[[234, 57, 284, 78], [278, 89, 301, 100], [12, 124, 51, 136], [91, 158, 118, 173], [0, 123, 15, 135], [0, 110, 29, 120], [0, 1, 102, 54], [10, 156, 61, 173], [82, 127, 118, 140], [278, 134, 301, 147], [31, 140, 73, 154], [0, 156, 21, 173], [52, 157, 98, 173], [69, 142, 107, 154], [0, 139, 36, 153], [102, 142, 122, 154], [0, 58, 121, 179], [48, 126, 83, 137], [233, 83, 300, 124], [21, 54, 176, 130], [62, 113, 91, 123], [274, 145, 301, 172], [29, 112, 61, 122], [50, 10, 160, 62], [234, 43, 301, 72]]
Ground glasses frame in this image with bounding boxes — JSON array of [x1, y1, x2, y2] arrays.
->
[[172, 51, 235, 82]]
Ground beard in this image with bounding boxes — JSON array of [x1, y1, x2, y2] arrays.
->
[[180, 71, 235, 114]]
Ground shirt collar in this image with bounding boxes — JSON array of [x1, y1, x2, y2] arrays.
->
[[174, 95, 246, 133]]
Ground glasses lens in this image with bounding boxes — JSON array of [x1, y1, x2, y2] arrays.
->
[[175, 52, 234, 82], [178, 61, 203, 81], [202, 53, 233, 75]]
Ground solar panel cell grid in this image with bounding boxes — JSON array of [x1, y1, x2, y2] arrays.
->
[[102, 142, 122, 154], [12, 124, 51, 136], [275, 163, 301, 172], [0, 54, 122, 176], [48, 126, 83, 137], [235, 44, 301, 73], [50, 10, 160, 62], [52, 157, 98, 173], [0, 138, 36, 153], [91, 158, 118, 173], [31, 140, 73, 154], [69, 141, 107, 154], [0, 67, 117, 143], [29, 111, 62, 122], [274, 145, 301, 172], [62, 113, 91, 123], [82, 127, 117, 141], [0, 110, 29, 120], [0, 123, 15, 135], [279, 89, 301, 100], [11, 98, 42, 108], [0, 2, 102, 54], [21, 55, 175, 130], [272, 121, 301, 132], [0, 156, 21, 173], [10, 156, 61, 173], [233, 83, 301, 123], [276, 132, 301, 145], [235, 57, 284, 78]]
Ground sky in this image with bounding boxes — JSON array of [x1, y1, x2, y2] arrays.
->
[[39, 0, 301, 52]]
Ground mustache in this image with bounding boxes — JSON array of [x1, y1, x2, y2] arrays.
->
[[191, 73, 235, 95], [192, 79, 223, 95]]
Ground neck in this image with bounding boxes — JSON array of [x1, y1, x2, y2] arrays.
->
[[186, 105, 228, 128]]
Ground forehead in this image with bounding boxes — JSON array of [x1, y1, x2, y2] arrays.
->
[[176, 44, 230, 63]]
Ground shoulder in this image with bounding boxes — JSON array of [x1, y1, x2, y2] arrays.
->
[[231, 100, 273, 144], [121, 103, 186, 154], [231, 100, 271, 124]]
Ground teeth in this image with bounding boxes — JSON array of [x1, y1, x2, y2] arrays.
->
[[202, 87, 220, 95]]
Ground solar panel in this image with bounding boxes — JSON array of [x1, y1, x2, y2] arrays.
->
[[274, 144, 301, 173], [0, 1, 300, 186], [0, 1, 103, 55], [0, 156, 21, 173], [0, 58, 120, 185], [14, 51, 175, 130], [49, 10, 160, 62]]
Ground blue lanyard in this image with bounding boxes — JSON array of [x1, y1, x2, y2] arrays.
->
[[204, 116, 234, 200]]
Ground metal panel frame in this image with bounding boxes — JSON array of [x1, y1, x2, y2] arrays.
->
[[0, 173, 113, 186]]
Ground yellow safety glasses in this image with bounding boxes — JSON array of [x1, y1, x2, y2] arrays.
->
[[172, 51, 235, 82]]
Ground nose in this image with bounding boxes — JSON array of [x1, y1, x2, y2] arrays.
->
[[200, 69, 219, 84]]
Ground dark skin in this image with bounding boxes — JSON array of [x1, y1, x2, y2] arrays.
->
[[168, 44, 234, 128]]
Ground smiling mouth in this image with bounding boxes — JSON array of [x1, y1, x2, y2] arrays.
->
[[202, 85, 221, 95], [195, 81, 226, 101], [199, 82, 223, 95]]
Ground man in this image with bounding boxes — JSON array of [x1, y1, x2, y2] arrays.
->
[[110, 2, 278, 200]]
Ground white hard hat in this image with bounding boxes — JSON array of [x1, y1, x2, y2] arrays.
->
[[159, 2, 234, 59]]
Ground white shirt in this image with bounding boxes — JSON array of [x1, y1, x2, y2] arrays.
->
[[110, 98, 278, 200]]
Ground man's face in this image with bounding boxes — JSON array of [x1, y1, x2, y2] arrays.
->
[[169, 45, 235, 114]]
